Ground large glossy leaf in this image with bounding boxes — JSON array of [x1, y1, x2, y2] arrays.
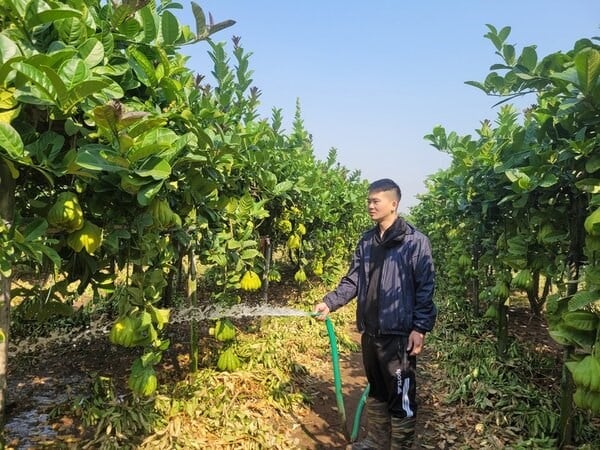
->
[[517, 46, 538, 71], [574, 48, 600, 96], [127, 117, 167, 139], [100, 27, 114, 56], [137, 180, 164, 206], [0, 35, 22, 64], [55, 17, 87, 46], [134, 156, 171, 180], [58, 59, 90, 89], [273, 180, 294, 195], [78, 38, 104, 68], [12, 62, 63, 103], [64, 79, 110, 111], [128, 47, 157, 87], [22, 218, 48, 241], [76, 144, 129, 172], [118, 18, 141, 39], [139, 6, 158, 43], [0, 122, 24, 158], [128, 128, 179, 161], [160, 10, 180, 45], [33, 8, 82, 26]]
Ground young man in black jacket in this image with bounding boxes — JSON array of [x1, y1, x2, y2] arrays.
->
[[314, 178, 436, 450]]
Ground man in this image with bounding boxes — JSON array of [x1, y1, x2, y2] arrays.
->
[[314, 178, 436, 450]]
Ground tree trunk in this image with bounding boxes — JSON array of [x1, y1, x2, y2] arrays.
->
[[260, 236, 272, 302], [497, 296, 509, 359], [558, 192, 587, 449], [526, 270, 542, 317], [0, 159, 16, 426], [188, 249, 198, 373]]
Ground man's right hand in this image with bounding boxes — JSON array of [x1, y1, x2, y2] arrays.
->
[[313, 302, 330, 320]]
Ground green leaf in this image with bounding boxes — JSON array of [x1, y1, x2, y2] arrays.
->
[[128, 117, 167, 139], [100, 27, 115, 57], [147, 305, 170, 330], [59, 59, 90, 90], [574, 48, 600, 96], [78, 38, 105, 68], [22, 218, 48, 241], [207, 20, 236, 37], [160, 10, 180, 45], [64, 79, 110, 111], [539, 173, 558, 188], [0, 35, 22, 65], [240, 249, 260, 260], [568, 290, 600, 310], [12, 62, 61, 103], [139, 6, 158, 43], [118, 18, 141, 38], [0, 123, 24, 158], [34, 8, 82, 26], [191, 1, 207, 37], [551, 67, 579, 86], [134, 156, 171, 180], [575, 178, 600, 193], [498, 26, 511, 43], [273, 180, 294, 195], [502, 44, 515, 65], [76, 145, 129, 172], [517, 46, 537, 71], [586, 155, 600, 174], [128, 47, 157, 87], [129, 128, 179, 161], [55, 17, 87, 46], [137, 180, 164, 206]]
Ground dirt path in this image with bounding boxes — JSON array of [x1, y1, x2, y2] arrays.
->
[[288, 329, 441, 450]]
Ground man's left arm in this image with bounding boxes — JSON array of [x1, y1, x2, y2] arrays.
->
[[408, 236, 437, 355]]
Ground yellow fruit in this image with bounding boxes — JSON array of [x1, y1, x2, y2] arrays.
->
[[128, 361, 158, 396], [277, 219, 293, 234], [491, 282, 510, 299], [66, 221, 102, 254], [149, 198, 181, 230], [296, 224, 306, 236], [294, 268, 307, 283], [458, 254, 471, 268], [47, 192, 84, 232], [287, 234, 301, 250], [511, 269, 533, 290], [268, 269, 281, 282], [217, 347, 241, 372], [312, 260, 323, 276], [213, 319, 236, 342], [240, 270, 261, 291], [109, 316, 137, 347]]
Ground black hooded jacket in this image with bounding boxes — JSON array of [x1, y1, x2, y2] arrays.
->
[[323, 217, 436, 335]]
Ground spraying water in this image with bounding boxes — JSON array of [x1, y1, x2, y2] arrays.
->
[[9, 303, 312, 357]]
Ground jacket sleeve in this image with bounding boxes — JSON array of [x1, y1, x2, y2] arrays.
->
[[412, 235, 437, 333], [322, 242, 362, 312]]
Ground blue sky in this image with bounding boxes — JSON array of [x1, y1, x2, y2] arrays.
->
[[176, 1, 599, 212]]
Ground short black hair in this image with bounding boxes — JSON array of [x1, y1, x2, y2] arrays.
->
[[368, 178, 401, 202]]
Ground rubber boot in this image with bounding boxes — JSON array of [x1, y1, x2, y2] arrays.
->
[[389, 416, 416, 450], [351, 398, 390, 450]]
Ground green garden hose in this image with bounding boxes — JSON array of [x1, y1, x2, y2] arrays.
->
[[321, 315, 370, 442]]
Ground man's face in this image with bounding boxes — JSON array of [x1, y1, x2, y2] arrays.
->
[[367, 190, 398, 223]]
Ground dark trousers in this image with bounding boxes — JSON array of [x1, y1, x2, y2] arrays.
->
[[361, 333, 417, 419]]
